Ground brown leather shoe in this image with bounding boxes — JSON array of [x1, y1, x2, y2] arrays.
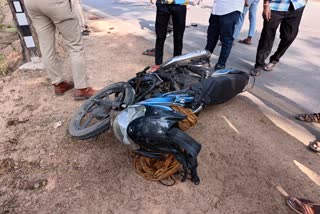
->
[[74, 87, 96, 100], [54, 81, 74, 95]]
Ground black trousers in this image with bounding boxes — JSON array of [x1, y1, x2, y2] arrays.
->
[[255, 6, 304, 68], [155, 4, 186, 65], [205, 11, 240, 68]]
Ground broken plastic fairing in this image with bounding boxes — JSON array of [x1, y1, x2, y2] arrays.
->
[[160, 50, 211, 70]]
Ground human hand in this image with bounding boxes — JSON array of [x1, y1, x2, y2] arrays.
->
[[262, 4, 271, 21], [244, 0, 249, 7]]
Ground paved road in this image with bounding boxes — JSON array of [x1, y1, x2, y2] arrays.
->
[[83, 0, 320, 135]]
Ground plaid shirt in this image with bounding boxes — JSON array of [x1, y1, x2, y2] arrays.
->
[[269, 0, 306, 12]]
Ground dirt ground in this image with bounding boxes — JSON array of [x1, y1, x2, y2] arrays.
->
[[0, 15, 319, 214]]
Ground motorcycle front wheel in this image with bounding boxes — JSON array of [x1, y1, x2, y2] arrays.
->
[[69, 82, 135, 140]]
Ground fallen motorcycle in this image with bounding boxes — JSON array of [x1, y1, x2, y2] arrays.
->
[[68, 50, 252, 184], [69, 50, 212, 140]]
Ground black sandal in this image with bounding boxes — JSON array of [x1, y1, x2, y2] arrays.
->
[[296, 113, 320, 123], [309, 141, 320, 153], [287, 196, 319, 214]]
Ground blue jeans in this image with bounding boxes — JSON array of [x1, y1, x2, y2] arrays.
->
[[233, 0, 259, 40], [205, 11, 240, 68]]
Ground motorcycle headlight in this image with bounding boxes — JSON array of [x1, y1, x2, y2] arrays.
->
[[113, 105, 146, 146]]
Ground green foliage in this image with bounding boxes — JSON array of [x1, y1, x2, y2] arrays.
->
[[5, 26, 18, 33], [0, 24, 17, 33], [0, 54, 8, 75]]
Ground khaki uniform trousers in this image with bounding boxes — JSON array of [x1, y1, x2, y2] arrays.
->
[[71, 0, 86, 30], [25, 0, 87, 89]]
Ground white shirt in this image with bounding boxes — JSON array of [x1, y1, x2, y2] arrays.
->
[[211, 0, 245, 16]]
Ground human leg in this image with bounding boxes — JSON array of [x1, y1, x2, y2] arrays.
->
[[269, 7, 304, 64], [171, 4, 186, 57], [25, 0, 63, 85], [248, 0, 259, 38], [56, 26, 87, 89], [239, 1, 258, 45], [71, 0, 86, 29], [155, 4, 171, 65], [205, 14, 220, 54], [71, 0, 89, 35], [233, 6, 248, 40], [254, 10, 283, 68], [46, 0, 87, 89], [216, 11, 240, 69]]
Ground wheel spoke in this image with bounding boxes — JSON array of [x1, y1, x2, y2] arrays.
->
[[114, 92, 124, 102], [79, 91, 123, 130], [102, 94, 110, 101], [69, 82, 135, 140], [80, 114, 94, 129], [86, 103, 97, 113], [93, 111, 109, 119]]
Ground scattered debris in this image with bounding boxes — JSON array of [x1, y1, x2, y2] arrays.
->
[[53, 121, 63, 129], [6, 118, 29, 127], [0, 158, 15, 174], [27, 179, 48, 190], [73, 182, 81, 189]]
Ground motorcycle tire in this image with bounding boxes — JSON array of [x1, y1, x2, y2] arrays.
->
[[69, 82, 135, 140]]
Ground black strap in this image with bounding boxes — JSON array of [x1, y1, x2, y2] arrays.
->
[[167, 128, 201, 184]]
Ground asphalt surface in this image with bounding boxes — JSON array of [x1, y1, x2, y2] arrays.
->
[[83, 0, 320, 137]]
